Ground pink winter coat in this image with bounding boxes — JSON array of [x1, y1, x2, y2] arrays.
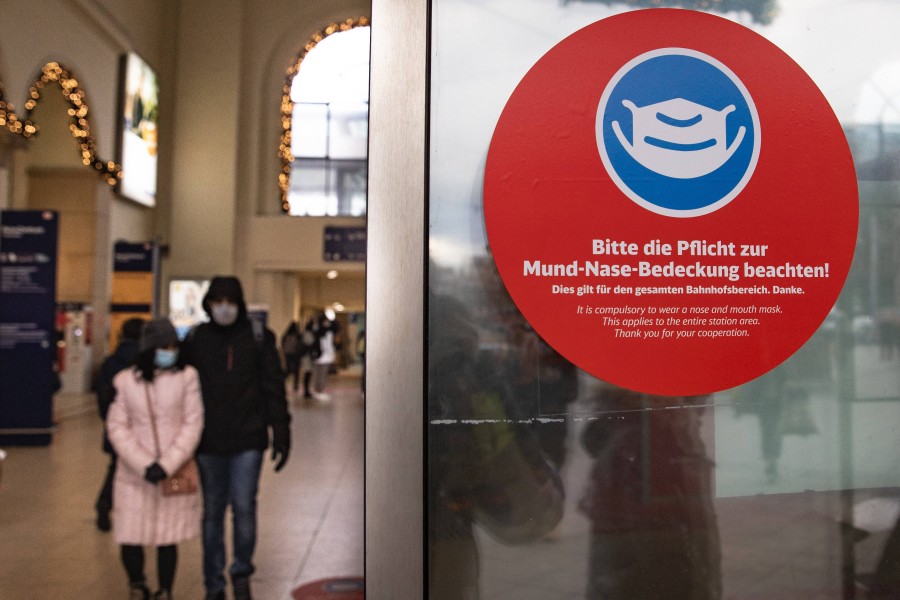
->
[[107, 366, 204, 546]]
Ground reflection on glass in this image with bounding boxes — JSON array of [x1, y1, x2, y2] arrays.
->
[[429, 0, 900, 598], [562, 0, 778, 25], [579, 392, 720, 599], [428, 292, 565, 599]]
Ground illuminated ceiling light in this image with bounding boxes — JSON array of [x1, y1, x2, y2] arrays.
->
[[326, 270, 339, 279]]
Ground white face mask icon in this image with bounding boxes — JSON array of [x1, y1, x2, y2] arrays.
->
[[612, 98, 746, 179]]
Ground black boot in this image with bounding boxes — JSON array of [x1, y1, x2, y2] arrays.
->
[[128, 582, 150, 600], [303, 371, 313, 399], [96, 506, 112, 532], [96, 495, 112, 532], [232, 576, 252, 600]]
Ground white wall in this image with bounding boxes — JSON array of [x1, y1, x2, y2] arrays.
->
[[163, 0, 370, 335], [166, 0, 242, 279]]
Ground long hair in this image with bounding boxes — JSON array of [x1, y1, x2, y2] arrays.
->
[[134, 346, 188, 382]]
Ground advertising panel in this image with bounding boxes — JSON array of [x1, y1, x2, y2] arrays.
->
[[169, 279, 210, 339], [116, 52, 159, 207]]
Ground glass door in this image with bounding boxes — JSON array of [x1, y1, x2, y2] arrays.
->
[[422, 1, 900, 599]]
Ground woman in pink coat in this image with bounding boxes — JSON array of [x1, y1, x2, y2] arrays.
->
[[107, 318, 204, 600]]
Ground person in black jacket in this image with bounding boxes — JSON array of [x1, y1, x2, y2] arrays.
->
[[94, 316, 145, 532], [182, 276, 291, 600], [280, 321, 303, 398]]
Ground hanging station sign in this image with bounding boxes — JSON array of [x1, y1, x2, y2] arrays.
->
[[109, 240, 158, 349], [483, 9, 858, 396]]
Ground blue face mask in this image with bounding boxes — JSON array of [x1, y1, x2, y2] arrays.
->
[[155, 348, 179, 369]]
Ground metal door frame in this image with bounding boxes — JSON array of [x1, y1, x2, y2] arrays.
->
[[365, 2, 427, 597]]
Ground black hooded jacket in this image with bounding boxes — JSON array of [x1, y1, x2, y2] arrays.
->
[[183, 276, 290, 455]]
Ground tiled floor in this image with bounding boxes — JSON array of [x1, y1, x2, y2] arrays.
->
[[0, 374, 364, 600], [4, 365, 899, 599]]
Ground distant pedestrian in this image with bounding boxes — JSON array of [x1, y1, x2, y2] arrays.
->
[[356, 328, 366, 396], [281, 321, 303, 398], [312, 313, 338, 402], [300, 317, 319, 399]]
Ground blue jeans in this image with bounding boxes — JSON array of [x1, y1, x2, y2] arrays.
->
[[197, 450, 263, 594]]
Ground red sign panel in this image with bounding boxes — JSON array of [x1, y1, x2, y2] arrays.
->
[[484, 9, 858, 396]]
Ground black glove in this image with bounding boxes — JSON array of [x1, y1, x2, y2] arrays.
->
[[271, 426, 291, 472], [144, 462, 167, 483]]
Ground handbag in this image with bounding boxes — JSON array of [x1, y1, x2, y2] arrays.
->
[[161, 458, 199, 495], [144, 381, 200, 496]]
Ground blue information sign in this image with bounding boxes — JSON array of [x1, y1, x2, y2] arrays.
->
[[323, 226, 367, 261], [0, 210, 59, 445], [110, 240, 157, 313]]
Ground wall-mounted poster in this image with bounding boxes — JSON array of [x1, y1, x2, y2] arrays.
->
[[116, 52, 159, 207], [169, 279, 210, 339], [483, 9, 858, 396]]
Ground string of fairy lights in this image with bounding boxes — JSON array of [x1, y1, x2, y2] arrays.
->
[[278, 16, 370, 213], [0, 62, 122, 186], [3, 18, 373, 201]]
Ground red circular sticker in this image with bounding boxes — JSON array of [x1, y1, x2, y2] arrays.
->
[[484, 9, 858, 396]]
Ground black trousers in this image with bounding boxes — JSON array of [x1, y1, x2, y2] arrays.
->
[[96, 454, 117, 510], [121, 544, 177, 591]]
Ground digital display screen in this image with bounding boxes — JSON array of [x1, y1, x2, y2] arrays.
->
[[116, 52, 159, 207]]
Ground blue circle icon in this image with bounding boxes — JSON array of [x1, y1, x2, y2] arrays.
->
[[596, 48, 760, 217]]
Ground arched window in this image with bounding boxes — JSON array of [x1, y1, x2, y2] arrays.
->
[[281, 21, 370, 216]]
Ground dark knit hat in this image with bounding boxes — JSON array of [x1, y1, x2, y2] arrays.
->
[[120, 317, 145, 342], [140, 318, 179, 352]]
